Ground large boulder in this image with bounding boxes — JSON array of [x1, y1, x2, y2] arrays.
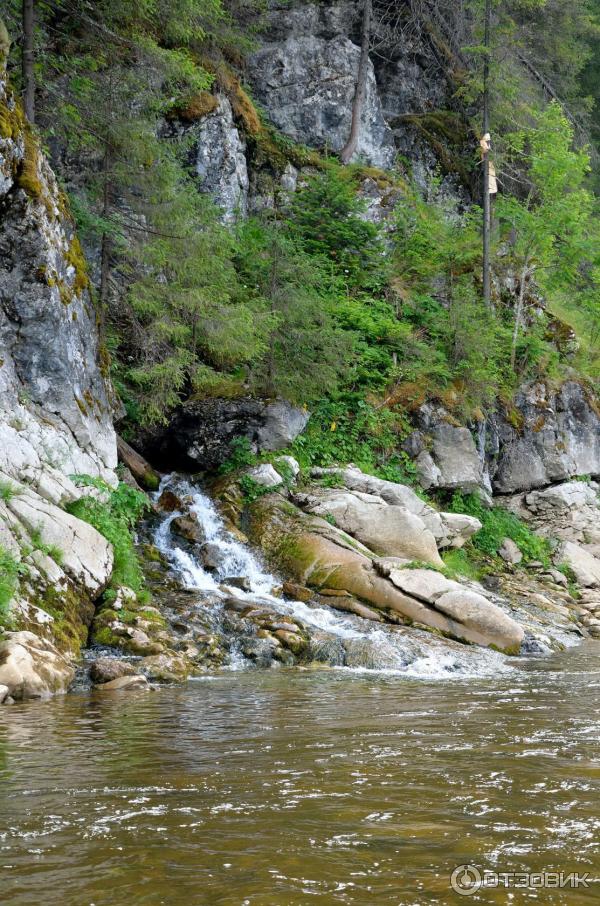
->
[[310, 466, 481, 549], [404, 408, 486, 493], [247, 493, 524, 653], [557, 541, 600, 588], [146, 397, 309, 470], [293, 487, 444, 567], [0, 631, 75, 700], [247, 2, 395, 167]]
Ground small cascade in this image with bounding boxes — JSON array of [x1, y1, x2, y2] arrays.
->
[[153, 475, 514, 678]]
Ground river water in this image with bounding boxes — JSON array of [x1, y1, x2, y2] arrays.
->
[[2, 643, 600, 905]]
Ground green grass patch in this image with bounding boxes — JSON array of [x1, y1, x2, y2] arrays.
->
[[441, 547, 485, 581], [67, 477, 150, 596], [0, 479, 18, 503], [448, 493, 553, 566], [0, 546, 23, 627]]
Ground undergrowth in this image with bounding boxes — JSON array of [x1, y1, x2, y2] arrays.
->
[[448, 493, 553, 565], [0, 546, 23, 627], [67, 477, 150, 597]]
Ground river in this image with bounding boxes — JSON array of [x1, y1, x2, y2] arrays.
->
[[2, 642, 600, 904]]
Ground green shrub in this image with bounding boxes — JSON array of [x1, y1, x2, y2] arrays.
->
[[0, 546, 23, 626], [0, 479, 17, 503], [219, 437, 257, 474], [288, 395, 417, 485], [67, 478, 150, 595], [448, 493, 553, 565], [238, 475, 278, 504]]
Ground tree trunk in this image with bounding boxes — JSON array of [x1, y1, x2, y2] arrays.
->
[[99, 146, 113, 320], [510, 260, 530, 371], [22, 0, 35, 122], [340, 0, 372, 165], [482, 0, 492, 309]]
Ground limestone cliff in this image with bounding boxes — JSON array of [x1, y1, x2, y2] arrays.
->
[[0, 66, 118, 699]]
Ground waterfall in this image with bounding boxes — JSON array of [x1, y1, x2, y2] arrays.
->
[[153, 475, 514, 678]]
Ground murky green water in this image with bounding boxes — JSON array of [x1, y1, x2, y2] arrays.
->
[[2, 644, 600, 905]]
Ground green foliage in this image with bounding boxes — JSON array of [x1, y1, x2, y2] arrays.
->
[[125, 171, 264, 423], [287, 169, 385, 290], [238, 475, 278, 503], [289, 396, 417, 484], [67, 478, 150, 594], [219, 437, 258, 474], [448, 493, 553, 565], [234, 216, 355, 403], [0, 479, 17, 503], [0, 546, 22, 626]]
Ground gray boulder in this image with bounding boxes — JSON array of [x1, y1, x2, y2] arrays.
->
[[294, 486, 444, 567], [490, 382, 600, 493], [153, 398, 309, 470], [310, 465, 480, 549], [246, 464, 283, 488]]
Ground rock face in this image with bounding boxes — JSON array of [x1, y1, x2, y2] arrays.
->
[[192, 95, 249, 221], [147, 397, 309, 470], [489, 382, 600, 493], [0, 74, 116, 483], [0, 67, 118, 698], [0, 631, 75, 700], [406, 382, 600, 495], [248, 2, 396, 168]]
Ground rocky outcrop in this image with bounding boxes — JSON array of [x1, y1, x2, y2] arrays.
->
[[405, 382, 600, 496], [191, 95, 249, 221], [0, 66, 118, 698], [247, 490, 523, 653], [505, 480, 600, 555], [248, 2, 395, 168], [142, 397, 309, 470], [489, 382, 600, 493], [228, 463, 523, 653]]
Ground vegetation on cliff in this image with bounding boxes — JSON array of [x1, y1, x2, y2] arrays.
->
[[1, 0, 599, 471]]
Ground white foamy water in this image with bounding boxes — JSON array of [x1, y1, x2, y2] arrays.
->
[[153, 475, 514, 678]]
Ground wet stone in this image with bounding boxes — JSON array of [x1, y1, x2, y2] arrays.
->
[[89, 657, 136, 685], [222, 576, 252, 592], [157, 489, 183, 512]]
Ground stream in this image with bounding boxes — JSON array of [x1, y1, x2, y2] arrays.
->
[[1, 647, 600, 904], [1, 478, 599, 904], [149, 476, 521, 676]]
